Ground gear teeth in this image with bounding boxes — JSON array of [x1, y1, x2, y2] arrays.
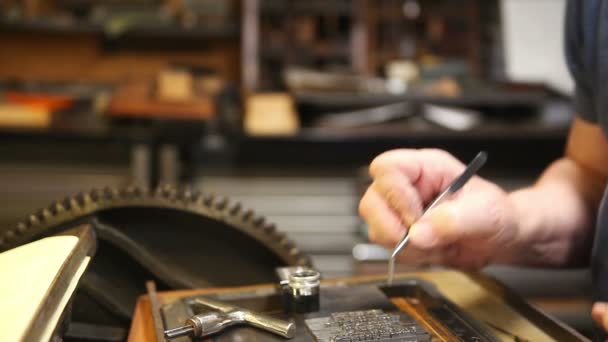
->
[[281, 240, 294, 251], [60, 197, 72, 211], [69, 197, 80, 210], [156, 184, 177, 200], [178, 188, 190, 202], [4, 230, 15, 241], [4, 185, 308, 267], [203, 194, 215, 206], [178, 188, 191, 202], [242, 209, 254, 222], [52, 202, 66, 215], [229, 203, 241, 216], [275, 232, 287, 243], [103, 187, 119, 200], [122, 185, 139, 198], [90, 188, 102, 202], [16, 222, 27, 234], [253, 216, 265, 227], [191, 192, 203, 204], [215, 197, 228, 210], [41, 208, 53, 219], [140, 186, 151, 197], [74, 193, 87, 207], [80, 192, 93, 205], [262, 222, 275, 233], [28, 213, 40, 226]]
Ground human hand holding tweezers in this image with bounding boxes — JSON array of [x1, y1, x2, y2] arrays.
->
[[387, 151, 488, 285]]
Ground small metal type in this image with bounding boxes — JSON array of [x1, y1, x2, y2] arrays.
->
[[388, 151, 488, 285], [276, 266, 321, 313], [305, 309, 431, 342], [163, 296, 296, 340]]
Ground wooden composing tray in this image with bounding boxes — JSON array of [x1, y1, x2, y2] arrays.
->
[[129, 271, 588, 342]]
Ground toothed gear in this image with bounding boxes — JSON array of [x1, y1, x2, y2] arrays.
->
[[0, 185, 311, 326]]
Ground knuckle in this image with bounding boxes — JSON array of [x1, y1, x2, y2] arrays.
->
[[383, 185, 402, 208], [422, 148, 463, 170], [481, 191, 510, 236], [369, 152, 393, 176], [384, 185, 416, 224], [369, 149, 411, 177], [368, 226, 388, 247], [423, 148, 452, 160], [486, 197, 502, 229], [358, 195, 370, 218]]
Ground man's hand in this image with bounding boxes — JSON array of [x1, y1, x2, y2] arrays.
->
[[592, 302, 608, 331], [358, 149, 521, 270]]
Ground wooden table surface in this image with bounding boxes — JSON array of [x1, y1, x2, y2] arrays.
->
[[128, 270, 587, 342]]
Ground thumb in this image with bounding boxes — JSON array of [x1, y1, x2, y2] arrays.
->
[[408, 202, 458, 250], [409, 194, 508, 250]]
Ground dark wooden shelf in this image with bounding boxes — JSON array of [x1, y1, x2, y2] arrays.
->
[[261, 0, 354, 15], [0, 17, 239, 40], [244, 121, 569, 143], [261, 44, 350, 61], [295, 90, 550, 111], [0, 18, 99, 35], [223, 119, 569, 170]]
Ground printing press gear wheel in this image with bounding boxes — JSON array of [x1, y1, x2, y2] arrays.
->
[[0, 185, 311, 325]]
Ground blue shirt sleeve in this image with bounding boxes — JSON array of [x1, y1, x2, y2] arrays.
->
[[565, 0, 599, 123]]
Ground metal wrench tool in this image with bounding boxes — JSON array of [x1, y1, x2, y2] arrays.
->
[[387, 151, 488, 285], [164, 296, 296, 340]]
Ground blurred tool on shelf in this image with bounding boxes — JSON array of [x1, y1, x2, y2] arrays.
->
[[106, 67, 218, 121], [244, 93, 300, 136]]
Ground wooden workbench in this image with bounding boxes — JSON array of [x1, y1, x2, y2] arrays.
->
[[129, 270, 588, 342]]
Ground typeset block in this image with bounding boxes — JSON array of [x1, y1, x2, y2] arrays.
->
[[305, 309, 431, 342]]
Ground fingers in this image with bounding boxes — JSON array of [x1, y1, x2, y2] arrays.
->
[[369, 148, 466, 204], [373, 171, 423, 227], [367, 148, 473, 229], [359, 186, 406, 248], [592, 302, 608, 331], [359, 184, 445, 267], [362, 148, 514, 270], [409, 187, 513, 249]]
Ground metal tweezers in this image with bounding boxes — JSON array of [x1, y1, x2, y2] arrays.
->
[[387, 151, 488, 285]]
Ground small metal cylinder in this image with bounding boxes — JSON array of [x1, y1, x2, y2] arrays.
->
[[285, 269, 320, 313]]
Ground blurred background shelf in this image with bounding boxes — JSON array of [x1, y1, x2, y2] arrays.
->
[[0, 18, 239, 40]]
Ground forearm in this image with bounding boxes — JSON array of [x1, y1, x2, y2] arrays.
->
[[505, 157, 605, 267]]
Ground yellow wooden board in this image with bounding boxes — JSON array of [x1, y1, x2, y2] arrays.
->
[[0, 236, 89, 341]]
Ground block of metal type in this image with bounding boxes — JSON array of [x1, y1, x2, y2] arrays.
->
[[305, 309, 431, 342]]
